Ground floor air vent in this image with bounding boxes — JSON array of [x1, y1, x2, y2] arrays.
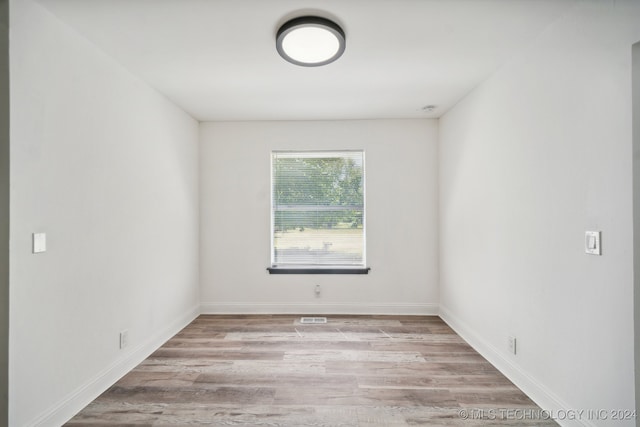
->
[[300, 317, 328, 324]]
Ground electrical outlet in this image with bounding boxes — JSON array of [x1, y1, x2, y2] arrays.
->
[[508, 336, 517, 355], [315, 284, 321, 297], [119, 330, 129, 349]]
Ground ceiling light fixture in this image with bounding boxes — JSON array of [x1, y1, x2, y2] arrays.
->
[[276, 16, 346, 67]]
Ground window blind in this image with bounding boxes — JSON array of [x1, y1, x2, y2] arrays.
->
[[271, 150, 365, 268]]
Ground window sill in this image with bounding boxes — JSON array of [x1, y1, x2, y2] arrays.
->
[[267, 267, 370, 275]]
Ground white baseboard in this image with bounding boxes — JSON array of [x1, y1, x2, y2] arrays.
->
[[29, 304, 200, 427], [200, 302, 439, 316], [28, 303, 586, 427], [439, 305, 594, 427]]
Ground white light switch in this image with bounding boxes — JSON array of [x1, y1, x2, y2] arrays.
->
[[33, 233, 46, 253], [585, 231, 601, 255]]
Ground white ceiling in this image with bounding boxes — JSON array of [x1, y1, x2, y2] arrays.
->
[[36, 0, 577, 122]]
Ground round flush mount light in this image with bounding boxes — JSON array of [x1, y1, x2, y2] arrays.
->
[[276, 16, 346, 67]]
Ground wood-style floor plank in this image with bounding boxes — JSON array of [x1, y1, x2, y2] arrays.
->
[[66, 315, 556, 426]]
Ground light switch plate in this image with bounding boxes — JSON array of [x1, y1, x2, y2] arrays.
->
[[33, 233, 46, 253], [585, 231, 601, 255]]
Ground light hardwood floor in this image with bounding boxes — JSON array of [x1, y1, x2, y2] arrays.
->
[[66, 315, 557, 426]]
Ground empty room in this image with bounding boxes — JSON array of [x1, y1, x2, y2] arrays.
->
[[2, 0, 640, 426]]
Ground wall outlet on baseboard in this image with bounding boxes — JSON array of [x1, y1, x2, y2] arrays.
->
[[508, 336, 517, 355], [315, 284, 321, 297], [119, 330, 129, 349]]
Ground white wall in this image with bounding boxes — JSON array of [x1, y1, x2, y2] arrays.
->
[[633, 41, 640, 427], [0, 0, 8, 424], [439, 2, 640, 426], [200, 120, 438, 315], [9, 1, 200, 425]]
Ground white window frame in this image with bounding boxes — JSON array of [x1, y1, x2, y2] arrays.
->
[[268, 150, 369, 274]]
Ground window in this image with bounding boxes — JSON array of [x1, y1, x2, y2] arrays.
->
[[268, 150, 368, 274]]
